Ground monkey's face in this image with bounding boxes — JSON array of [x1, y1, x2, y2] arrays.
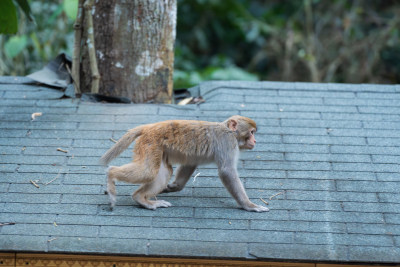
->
[[239, 128, 256, 150]]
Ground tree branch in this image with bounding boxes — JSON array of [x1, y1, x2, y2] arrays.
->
[[84, 0, 100, 94], [72, 0, 84, 94], [304, 0, 320, 82]]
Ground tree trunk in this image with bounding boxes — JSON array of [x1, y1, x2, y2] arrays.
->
[[80, 0, 176, 103]]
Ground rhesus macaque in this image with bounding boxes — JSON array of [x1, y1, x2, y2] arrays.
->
[[100, 115, 269, 212]]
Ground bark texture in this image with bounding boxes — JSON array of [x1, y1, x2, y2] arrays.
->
[[80, 0, 176, 103]]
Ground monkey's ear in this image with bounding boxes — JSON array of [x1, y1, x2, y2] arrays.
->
[[228, 119, 238, 131]]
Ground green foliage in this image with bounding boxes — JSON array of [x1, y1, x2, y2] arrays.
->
[[63, 0, 79, 20], [174, 44, 258, 88], [175, 0, 400, 86], [15, 0, 35, 21], [0, 0, 18, 34], [1, 0, 400, 86], [0, 0, 34, 34], [4, 35, 27, 59], [174, 66, 258, 89], [0, 1, 75, 75]]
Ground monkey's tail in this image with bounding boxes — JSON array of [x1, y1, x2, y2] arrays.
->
[[100, 126, 144, 166]]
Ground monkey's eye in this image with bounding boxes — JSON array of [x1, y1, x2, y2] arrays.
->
[[250, 130, 255, 135]]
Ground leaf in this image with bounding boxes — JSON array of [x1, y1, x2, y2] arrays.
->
[[208, 66, 259, 81], [15, 0, 34, 21], [4, 35, 28, 59], [30, 32, 42, 56], [0, 0, 18, 34], [48, 4, 64, 25], [63, 0, 79, 20]]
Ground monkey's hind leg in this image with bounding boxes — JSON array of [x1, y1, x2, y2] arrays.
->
[[106, 160, 160, 209], [106, 166, 117, 209], [132, 160, 173, 210]]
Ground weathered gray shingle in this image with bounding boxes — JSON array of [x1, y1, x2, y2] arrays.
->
[[0, 78, 399, 264]]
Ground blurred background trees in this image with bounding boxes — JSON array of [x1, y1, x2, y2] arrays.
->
[[1, 0, 399, 89]]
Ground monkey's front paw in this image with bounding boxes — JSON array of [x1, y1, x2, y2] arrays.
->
[[254, 205, 269, 212], [161, 184, 181, 193], [243, 204, 269, 212], [160, 187, 171, 194]]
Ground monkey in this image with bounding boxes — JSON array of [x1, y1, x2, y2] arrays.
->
[[100, 115, 269, 212]]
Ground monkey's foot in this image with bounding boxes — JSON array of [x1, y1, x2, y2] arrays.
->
[[108, 193, 116, 209], [137, 199, 172, 210], [153, 200, 172, 208], [243, 204, 269, 212]]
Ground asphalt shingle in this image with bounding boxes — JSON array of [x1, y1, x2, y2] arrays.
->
[[0, 78, 399, 264]]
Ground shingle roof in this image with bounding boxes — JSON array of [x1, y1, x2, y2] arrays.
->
[[0, 77, 399, 263]]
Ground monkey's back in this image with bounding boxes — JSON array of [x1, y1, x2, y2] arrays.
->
[[133, 120, 237, 165]]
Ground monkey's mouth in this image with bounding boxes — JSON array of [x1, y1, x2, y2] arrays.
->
[[241, 144, 255, 150]]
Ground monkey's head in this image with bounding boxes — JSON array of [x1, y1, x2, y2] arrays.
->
[[225, 115, 257, 150]]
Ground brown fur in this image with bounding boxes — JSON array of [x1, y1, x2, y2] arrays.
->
[[100, 115, 268, 212]]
